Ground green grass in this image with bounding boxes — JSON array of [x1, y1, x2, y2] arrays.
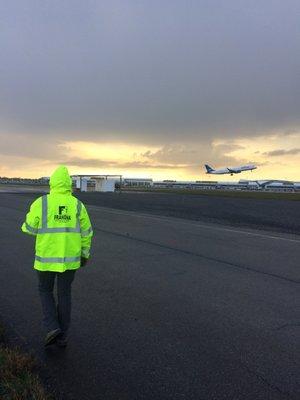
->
[[0, 324, 53, 400], [123, 187, 300, 200]]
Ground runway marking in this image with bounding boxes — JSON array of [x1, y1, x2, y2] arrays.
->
[[88, 205, 300, 244]]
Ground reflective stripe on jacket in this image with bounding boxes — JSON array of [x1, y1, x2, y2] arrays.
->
[[21, 166, 93, 272]]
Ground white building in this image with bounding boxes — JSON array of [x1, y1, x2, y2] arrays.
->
[[72, 175, 122, 192]]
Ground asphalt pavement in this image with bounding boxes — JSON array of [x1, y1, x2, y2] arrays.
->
[[0, 192, 299, 400], [78, 191, 300, 235]]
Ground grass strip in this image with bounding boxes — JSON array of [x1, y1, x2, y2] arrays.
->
[[0, 324, 52, 400]]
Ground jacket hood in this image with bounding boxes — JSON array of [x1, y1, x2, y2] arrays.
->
[[50, 165, 72, 194]]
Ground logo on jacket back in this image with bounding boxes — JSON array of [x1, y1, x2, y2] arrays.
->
[[54, 206, 71, 221]]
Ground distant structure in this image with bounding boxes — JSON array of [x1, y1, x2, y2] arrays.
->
[[123, 178, 153, 187], [0, 175, 123, 193], [150, 179, 300, 193], [0, 176, 49, 185], [72, 175, 122, 192], [1, 176, 299, 193]]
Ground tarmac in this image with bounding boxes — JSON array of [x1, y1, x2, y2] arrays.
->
[[0, 191, 299, 400], [78, 191, 300, 235]]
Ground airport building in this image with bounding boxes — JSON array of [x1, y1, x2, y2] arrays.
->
[[123, 178, 153, 187], [72, 175, 122, 192], [151, 179, 300, 192], [0, 176, 299, 193]]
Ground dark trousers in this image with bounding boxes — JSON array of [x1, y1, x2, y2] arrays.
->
[[37, 270, 76, 336]]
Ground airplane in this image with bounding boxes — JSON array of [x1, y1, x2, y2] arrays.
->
[[204, 163, 257, 176]]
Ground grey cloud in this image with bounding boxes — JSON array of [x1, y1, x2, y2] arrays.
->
[[283, 130, 300, 136], [0, 128, 246, 171], [141, 145, 198, 164], [264, 148, 300, 156], [255, 161, 270, 167], [211, 144, 245, 153], [0, 133, 62, 159], [122, 161, 189, 169], [141, 143, 245, 164], [141, 143, 247, 170], [0, 0, 299, 146], [63, 157, 187, 170], [62, 142, 247, 171], [63, 158, 118, 168]]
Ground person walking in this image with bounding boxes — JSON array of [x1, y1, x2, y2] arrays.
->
[[21, 165, 93, 347]]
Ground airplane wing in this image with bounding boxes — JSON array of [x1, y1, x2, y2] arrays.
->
[[227, 168, 240, 174]]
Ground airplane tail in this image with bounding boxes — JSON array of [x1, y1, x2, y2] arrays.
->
[[204, 164, 214, 173]]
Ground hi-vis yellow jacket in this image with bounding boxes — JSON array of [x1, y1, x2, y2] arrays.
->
[[21, 166, 93, 272]]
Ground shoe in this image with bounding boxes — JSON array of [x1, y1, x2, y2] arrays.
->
[[44, 328, 61, 347]]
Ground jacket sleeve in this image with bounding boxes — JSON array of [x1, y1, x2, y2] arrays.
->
[[80, 203, 93, 258], [21, 198, 41, 236]]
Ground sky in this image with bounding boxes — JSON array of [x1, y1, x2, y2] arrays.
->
[[0, 0, 299, 181]]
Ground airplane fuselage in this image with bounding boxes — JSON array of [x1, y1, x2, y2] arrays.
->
[[205, 164, 257, 175]]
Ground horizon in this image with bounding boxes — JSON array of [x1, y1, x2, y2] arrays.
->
[[1, 167, 299, 183]]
